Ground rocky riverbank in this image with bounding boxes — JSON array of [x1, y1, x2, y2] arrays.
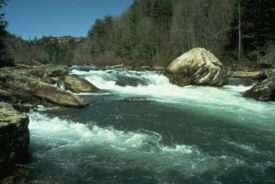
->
[[0, 65, 99, 181], [0, 65, 98, 107], [0, 102, 29, 179]]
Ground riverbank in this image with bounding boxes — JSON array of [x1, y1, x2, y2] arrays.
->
[[0, 64, 101, 181]]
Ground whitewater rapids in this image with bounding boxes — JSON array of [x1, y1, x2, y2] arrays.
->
[[26, 66, 275, 184]]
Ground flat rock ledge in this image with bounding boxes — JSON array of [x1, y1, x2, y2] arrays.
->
[[0, 102, 30, 173], [230, 71, 262, 79]]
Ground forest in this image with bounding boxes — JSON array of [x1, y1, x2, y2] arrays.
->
[[1, 0, 275, 69]]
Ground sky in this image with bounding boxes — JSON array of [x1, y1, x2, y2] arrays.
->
[[3, 0, 133, 40]]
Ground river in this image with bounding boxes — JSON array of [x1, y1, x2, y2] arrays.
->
[[26, 66, 275, 184]]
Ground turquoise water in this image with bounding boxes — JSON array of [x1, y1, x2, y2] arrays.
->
[[26, 67, 275, 183]]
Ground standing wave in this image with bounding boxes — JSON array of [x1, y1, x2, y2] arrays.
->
[[28, 111, 245, 176]]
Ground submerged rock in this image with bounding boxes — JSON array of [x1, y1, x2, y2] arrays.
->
[[64, 75, 99, 93], [227, 78, 255, 86], [124, 97, 147, 101], [0, 70, 87, 107], [0, 102, 30, 172], [243, 76, 275, 101], [165, 48, 227, 86]]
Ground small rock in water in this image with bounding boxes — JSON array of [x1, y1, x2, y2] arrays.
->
[[123, 97, 147, 101]]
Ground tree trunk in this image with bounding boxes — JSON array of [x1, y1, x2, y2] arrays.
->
[[238, 0, 242, 63]]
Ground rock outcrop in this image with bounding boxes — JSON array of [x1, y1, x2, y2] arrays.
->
[[165, 48, 227, 86], [30, 65, 68, 78], [243, 69, 275, 101], [0, 70, 87, 107], [260, 68, 275, 79], [243, 76, 275, 101], [64, 75, 99, 93], [5, 65, 68, 85], [0, 102, 30, 172]]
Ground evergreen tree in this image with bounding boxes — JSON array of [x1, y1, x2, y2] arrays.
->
[[150, 0, 173, 30], [116, 1, 139, 59], [0, 0, 13, 67], [88, 16, 115, 56]]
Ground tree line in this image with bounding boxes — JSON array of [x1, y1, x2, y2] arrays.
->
[[0, 0, 14, 67], [1, 0, 274, 68]]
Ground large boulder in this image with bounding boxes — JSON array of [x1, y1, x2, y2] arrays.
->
[[165, 48, 228, 86], [243, 76, 275, 101], [64, 75, 99, 93], [0, 102, 30, 172], [0, 70, 87, 107]]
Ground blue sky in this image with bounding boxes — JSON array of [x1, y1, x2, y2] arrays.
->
[[3, 0, 133, 40]]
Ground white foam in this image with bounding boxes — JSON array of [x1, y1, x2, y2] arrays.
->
[[161, 145, 193, 154], [222, 85, 254, 92], [28, 111, 247, 174], [225, 141, 257, 153], [70, 69, 275, 131], [28, 112, 192, 153]]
